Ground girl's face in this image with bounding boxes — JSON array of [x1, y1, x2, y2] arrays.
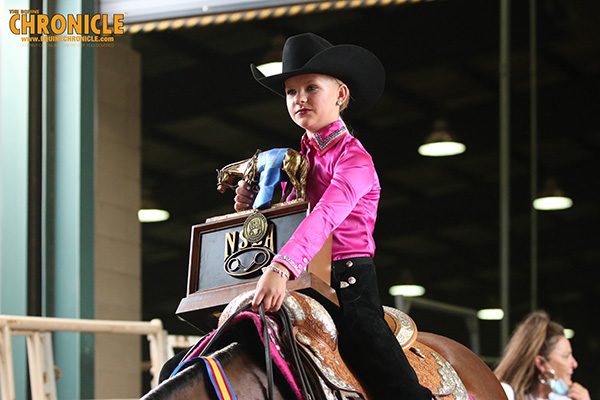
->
[[545, 336, 578, 386], [284, 74, 347, 134]]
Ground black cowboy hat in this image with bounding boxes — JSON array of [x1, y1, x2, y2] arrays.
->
[[251, 33, 385, 113]]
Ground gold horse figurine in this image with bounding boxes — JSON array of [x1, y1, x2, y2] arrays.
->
[[216, 149, 261, 193], [216, 148, 308, 208]]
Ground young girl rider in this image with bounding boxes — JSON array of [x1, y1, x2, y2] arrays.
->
[[235, 32, 433, 400]]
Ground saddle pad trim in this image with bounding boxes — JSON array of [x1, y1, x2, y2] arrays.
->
[[169, 355, 237, 400], [201, 356, 238, 400]]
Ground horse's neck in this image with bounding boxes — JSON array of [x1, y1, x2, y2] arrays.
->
[[225, 158, 252, 176], [225, 160, 247, 174]]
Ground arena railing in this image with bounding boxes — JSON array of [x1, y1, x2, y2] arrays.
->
[[0, 315, 170, 400]]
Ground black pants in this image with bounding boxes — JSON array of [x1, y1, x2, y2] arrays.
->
[[328, 257, 432, 400]]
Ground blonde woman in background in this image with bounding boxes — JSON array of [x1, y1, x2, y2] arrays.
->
[[495, 311, 590, 400]]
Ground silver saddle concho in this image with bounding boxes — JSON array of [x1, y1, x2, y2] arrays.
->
[[220, 290, 468, 400]]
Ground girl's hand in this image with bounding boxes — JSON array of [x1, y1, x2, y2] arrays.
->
[[568, 382, 590, 400], [252, 263, 290, 312], [234, 180, 257, 212]]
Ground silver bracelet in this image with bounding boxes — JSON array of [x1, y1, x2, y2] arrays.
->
[[262, 265, 289, 280]]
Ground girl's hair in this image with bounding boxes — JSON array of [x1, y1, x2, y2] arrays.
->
[[331, 77, 355, 136], [494, 311, 565, 400]]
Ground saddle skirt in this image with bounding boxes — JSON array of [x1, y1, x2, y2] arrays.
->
[[405, 342, 470, 400]]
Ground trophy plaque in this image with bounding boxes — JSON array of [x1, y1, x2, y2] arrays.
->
[[176, 200, 337, 330]]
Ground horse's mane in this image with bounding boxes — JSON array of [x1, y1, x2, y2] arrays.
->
[[142, 360, 206, 400], [206, 342, 240, 364], [142, 343, 241, 400]]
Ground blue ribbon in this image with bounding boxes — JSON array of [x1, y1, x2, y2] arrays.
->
[[253, 148, 290, 209]]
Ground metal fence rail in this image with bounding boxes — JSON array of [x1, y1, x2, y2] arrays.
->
[[0, 315, 170, 400]]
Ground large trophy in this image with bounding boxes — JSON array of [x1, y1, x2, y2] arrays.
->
[[176, 148, 338, 330]]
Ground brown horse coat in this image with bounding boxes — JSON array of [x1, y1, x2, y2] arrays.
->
[[417, 332, 508, 400]]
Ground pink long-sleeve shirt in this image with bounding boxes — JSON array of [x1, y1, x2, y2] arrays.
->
[[273, 120, 381, 279]]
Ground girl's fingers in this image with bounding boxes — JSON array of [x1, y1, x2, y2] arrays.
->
[[252, 292, 264, 312], [234, 181, 257, 211]]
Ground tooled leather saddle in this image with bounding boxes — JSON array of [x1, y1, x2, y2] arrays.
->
[[219, 290, 469, 400]]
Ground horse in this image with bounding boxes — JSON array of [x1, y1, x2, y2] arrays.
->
[[141, 291, 507, 400], [216, 149, 261, 193], [216, 148, 308, 208]]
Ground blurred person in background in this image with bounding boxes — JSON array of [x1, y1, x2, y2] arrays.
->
[[494, 310, 590, 400]]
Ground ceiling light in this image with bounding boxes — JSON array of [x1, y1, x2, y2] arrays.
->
[[255, 62, 282, 77], [533, 196, 573, 211], [139, 189, 170, 223], [476, 308, 504, 320], [563, 328, 575, 339], [533, 179, 573, 211], [389, 284, 426, 297], [418, 120, 466, 157], [138, 209, 170, 223], [255, 36, 285, 77]]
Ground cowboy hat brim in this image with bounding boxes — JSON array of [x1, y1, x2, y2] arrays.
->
[[251, 44, 385, 113]]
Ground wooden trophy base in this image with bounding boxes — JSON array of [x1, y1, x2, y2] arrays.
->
[[177, 271, 338, 331]]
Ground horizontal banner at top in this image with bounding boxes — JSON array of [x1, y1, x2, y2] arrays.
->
[[101, 0, 332, 25], [99, 0, 428, 32]]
